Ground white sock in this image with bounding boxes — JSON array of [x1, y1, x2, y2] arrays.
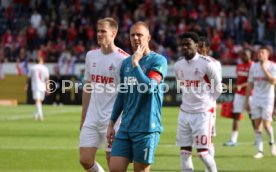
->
[[36, 102, 43, 118], [231, 130, 238, 143], [87, 161, 105, 172], [198, 151, 217, 172], [180, 150, 194, 172], [266, 126, 274, 145], [255, 132, 263, 152], [209, 143, 215, 158]]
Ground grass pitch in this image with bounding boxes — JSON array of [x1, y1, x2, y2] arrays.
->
[[0, 105, 276, 172]]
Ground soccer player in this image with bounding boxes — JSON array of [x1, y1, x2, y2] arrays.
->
[[198, 36, 221, 165], [245, 46, 276, 159], [224, 49, 254, 146], [29, 57, 49, 121], [106, 21, 167, 172], [79, 18, 129, 172], [174, 32, 222, 172]]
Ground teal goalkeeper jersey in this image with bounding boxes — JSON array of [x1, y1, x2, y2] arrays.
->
[[111, 51, 167, 132]]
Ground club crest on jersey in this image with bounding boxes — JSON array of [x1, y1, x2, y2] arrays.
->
[[92, 62, 96, 67], [195, 68, 199, 75], [125, 67, 130, 73], [109, 63, 115, 71], [142, 66, 147, 72]]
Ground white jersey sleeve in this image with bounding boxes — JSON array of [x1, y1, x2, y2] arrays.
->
[[206, 61, 222, 99], [84, 51, 92, 82]]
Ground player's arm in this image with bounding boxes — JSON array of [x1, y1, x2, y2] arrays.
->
[[261, 62, 276, 84], [244, 81, 253, 111], [80, 52, 92, 130], [45, 68, 50, 95], [45, 76, 50, 95], [207, 62, 222, 99], [107, 66, 125, 145], [132, 46, 167, 87], [244, 66, 254, 111], [133, 59, 167, 93], [80, 80, 91, 130]]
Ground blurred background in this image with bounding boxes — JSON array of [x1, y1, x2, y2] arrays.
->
[[1, 1, 276, 171], [1, 0, 275, 105]]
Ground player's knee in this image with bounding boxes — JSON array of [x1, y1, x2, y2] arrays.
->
[[197, 149, 209, 157], [109, 166, 121, 172], [233, 113, 240, 120], [79, 157, 93, 169]]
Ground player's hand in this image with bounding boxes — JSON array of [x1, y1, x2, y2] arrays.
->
[[132, 45, 146, 67], [260, 59, 268, 71], [107, 123, 116, 146]]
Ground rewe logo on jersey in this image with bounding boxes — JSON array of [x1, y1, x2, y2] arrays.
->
[[124, 76, 138, 85], [91, 74, 114, 84], [180, 80, 200, 87]]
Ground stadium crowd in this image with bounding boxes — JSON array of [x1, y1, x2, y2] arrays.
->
[[0, 0, 276, 67]]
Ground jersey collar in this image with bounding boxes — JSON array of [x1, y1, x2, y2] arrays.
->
[[185, 52, 199, 63]]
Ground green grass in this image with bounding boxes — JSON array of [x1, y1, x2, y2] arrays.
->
[[0, 105, 276, 171]]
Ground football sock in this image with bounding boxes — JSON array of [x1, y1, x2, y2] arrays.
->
[[86, 161, 105, 172], [36, 102, 43, 119], [180, 150, 194, 172], [255, 131, 263, 152], [231, 130, 238, 143], [198, 151, 217, 172], [266, 126, 274, 145]]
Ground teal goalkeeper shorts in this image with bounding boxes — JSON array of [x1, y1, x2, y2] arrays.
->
[[111, 130, 160, 164]]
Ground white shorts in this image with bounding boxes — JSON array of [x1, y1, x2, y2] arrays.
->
[[32, 90, 45, 101], [211, 113, 216, 137], [250, 99, 274, 121], [176, 110, 212, 149], [232, 93, 246, 113], [79, 125, 111, 151]]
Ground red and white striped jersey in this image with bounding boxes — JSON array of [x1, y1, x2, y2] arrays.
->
[[174, 53, 222, 113], [83, 48, 129, 128], [236, 61, 253, 95]]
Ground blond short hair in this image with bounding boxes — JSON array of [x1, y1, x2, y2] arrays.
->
[[97, 17, 118, 31]]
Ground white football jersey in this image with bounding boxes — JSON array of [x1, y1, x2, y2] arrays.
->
[[174, 53, 222, 113], [30, 64, 49, 92], [248, 61, 276, 104], [83, 48, 129, 128]]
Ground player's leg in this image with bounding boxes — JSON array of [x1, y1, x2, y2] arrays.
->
[[109, 130, 131, 172], [193, 112, 217, 172], [207, 114, 216, 172], [262, 106, 276, 156], [250, 104, 264, 158], [248, 96, 255, 130], [209, 108, 216, 158], [33, 91, 41, 120], [79, 126, 105, 172], [224, 94, 243, 146], [133, 162, 151, 172], [132, 132, 160, 172], [177, 111, 194, 171]]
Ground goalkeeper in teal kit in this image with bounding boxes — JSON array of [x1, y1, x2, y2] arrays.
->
[[107, 21, 167, 172]]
